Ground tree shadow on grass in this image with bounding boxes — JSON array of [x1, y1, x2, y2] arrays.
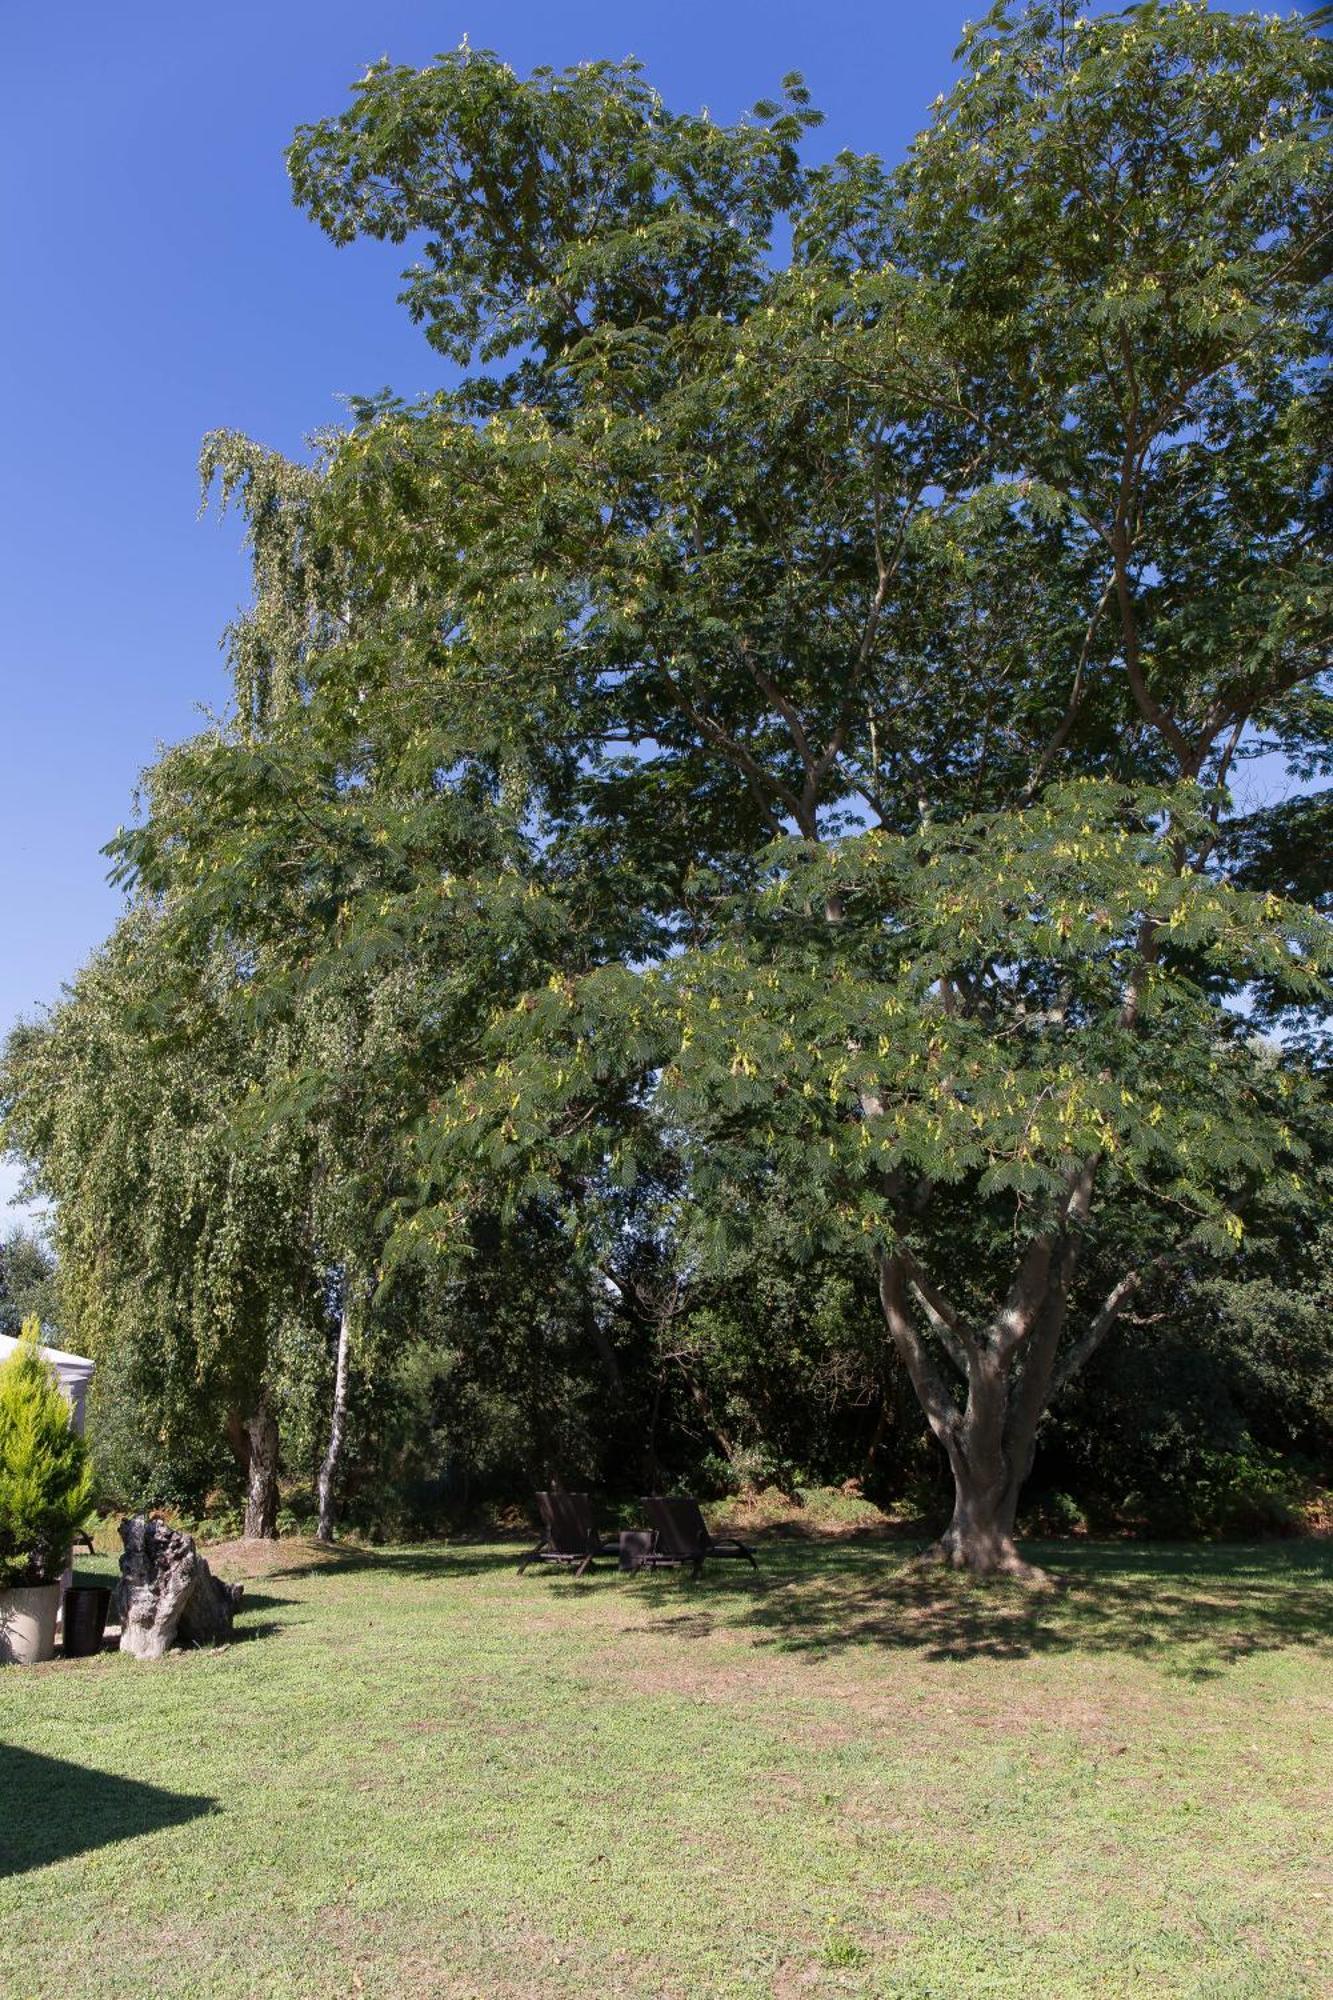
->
[[229, 1600, 292, 1648], [262, 1543, 526, 1585], [627, 1541, 1333, 1672], [0, 1745, 216, 1877], [235, 1589, 296, 1619]]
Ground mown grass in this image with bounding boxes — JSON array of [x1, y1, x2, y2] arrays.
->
[[1, 1537, 1330, 1999]]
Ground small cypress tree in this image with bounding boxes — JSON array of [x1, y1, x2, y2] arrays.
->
[[0, 1321, 93, 1588]]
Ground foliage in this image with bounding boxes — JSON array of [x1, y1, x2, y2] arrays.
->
[[0, 1228, 59, 1340], [1040, 1157, 1333, 1534], [5, 3, 1331, 1552], [260, 4, 1333, 1565], [424, 780, 1327, 1239], [0, 916, 326, 1515], [0, 1323, 93, 1588], [287, 50, 819, 381]]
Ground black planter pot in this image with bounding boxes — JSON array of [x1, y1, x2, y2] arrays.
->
[[62, 1584, 112, 1658]]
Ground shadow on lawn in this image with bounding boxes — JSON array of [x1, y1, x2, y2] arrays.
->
[[262, 1544, 523, 1585], [233, 1588, 298, 1647], [0, 1745, 216, 1877], [629, 1541, 1333, 1671]]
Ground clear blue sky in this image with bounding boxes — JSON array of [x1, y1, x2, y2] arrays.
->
[[2, 2, 982, 1218]]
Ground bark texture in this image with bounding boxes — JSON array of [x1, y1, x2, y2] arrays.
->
[[243, 1388, 280, 1541], [316, 1294, 352, 1543], [116, 1515, 244, 1660]]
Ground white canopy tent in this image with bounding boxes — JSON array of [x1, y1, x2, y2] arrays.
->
[[0, 1331, 95, 1432]]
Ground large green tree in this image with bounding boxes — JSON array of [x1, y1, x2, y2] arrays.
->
[[265, 4, 1333, 1571], [106, 456, 583, 1536], [12, 1, 1329, 1569]]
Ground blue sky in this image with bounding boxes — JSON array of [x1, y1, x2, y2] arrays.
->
[[2, 2, 983, 1220]]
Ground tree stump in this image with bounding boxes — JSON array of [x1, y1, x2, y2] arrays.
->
[[116, 1515, 244, 1660]]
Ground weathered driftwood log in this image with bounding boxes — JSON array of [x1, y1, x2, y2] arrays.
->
[[116, 1515, 244, 1660]]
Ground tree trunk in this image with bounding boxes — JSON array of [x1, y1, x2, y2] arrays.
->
[[242, 1388, 280, 1541], [585, 1309, 624, 1396], [861, 1392, 893, 1484], [316, 1292, 352, 1544], [925, 1464, 1033, 1578], [877, 1248, 1059, 1583], [871, 1155, 1121, 1585], [921, 1343, 1048, 1580], [642, 1370, 665, 1493]]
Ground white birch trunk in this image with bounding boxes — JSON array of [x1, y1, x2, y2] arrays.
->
[[316, 1291, 353, 1544]]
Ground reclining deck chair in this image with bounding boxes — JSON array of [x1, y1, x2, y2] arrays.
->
[[638, 1495, 758, 1576], [518, 1492, 618, 1577]]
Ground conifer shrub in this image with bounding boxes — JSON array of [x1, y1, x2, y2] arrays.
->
[[0, 1321, 93, 1587]]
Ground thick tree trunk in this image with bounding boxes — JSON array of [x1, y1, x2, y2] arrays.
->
[[117, 1515, 244, 1658], [870, 1156, 1125, 1585], [585, 1310, 624, 1396], [886, 1226, 1152, 1579], [877, 1248, 1066, 1583], [924, 1464, 1038, 1579], [242, 1388, 280, 1541], [917, 1343, 1050, 1580], [316, 1292, 352, 1544], [861, 1391, 893, 1484], [930, 1504, 1020, 1575], [642, 1371, 665, 1493]]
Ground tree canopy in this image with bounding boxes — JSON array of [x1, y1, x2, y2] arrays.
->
[[4, 0, 1331, 1567]]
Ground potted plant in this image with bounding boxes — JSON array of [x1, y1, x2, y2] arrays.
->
[[0, 1322, 93, 1665]]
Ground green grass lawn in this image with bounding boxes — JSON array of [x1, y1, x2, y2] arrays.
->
[[2, 1536, 1330, 1999]]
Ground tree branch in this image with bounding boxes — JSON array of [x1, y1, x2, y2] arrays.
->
[[1022, 570, 1115, 802], [877, 1250, 964, 1449], [898, 1245, 978, 1377], [1049, 1251, 1177, 1401]]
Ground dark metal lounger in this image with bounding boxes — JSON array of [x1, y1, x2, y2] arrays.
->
[[517, 1492, 619, 1577], [637, 1495, 759, 1576]]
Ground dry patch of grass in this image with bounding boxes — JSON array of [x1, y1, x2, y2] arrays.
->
[[714, 1482, 905, 1540], [196, 1533, 345, 1581], [1, 1536, 1330, 1998]]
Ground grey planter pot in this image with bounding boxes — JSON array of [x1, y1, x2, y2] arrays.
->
[[0, 1582, 61, 1665]]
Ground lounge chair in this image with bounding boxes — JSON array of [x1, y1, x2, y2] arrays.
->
[[517, 1492, 618, 1577], [638, 1495, 758, 1576]]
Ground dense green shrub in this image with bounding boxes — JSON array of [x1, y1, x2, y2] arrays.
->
[[0, 1323, 93, 1586], [0, 1229, 60, 1339]]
